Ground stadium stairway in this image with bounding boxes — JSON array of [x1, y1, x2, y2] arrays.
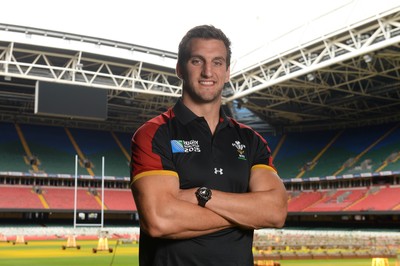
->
[[64, 127, 95, 176], [14, 124, 41, 173], [111, 131, 130, 162], [2, 183, 400, 214], [295, 130, 344, 179], [0, 122, 28, 172], [41, 186, 106, 211], [3, 121, 399, 180], [287, 191, 323, 212], [0, 185, 45, 210], [272, 130, 340, 179], [333, 123, 400, 176], [67, 127, 130, 177], [103, 189, 136, 211], [19, 124, 76, 175], [0, 184, 135, 212], [269, 122, 400, 179], [304, 188, 368, 212], [9, 122, 132, 178], [344, 186, 400, 212]]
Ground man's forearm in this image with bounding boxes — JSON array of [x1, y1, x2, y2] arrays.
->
[[204, 189, 287, 229], [177, 177, 287, 230], [134, 189, 235, 239]]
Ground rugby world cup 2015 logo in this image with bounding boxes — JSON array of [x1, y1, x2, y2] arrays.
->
[[171, 140, 201, 153], [232, 140, 247, 160]]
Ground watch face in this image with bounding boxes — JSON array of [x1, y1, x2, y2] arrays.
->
[[196, 187, 212, 207], [199, 188, 211, 198], [198, 187, 211, 200]]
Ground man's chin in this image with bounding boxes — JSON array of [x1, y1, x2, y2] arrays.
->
[[194, 92, 222, 103]]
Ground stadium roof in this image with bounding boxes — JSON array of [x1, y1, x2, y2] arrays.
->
[[0, 1, 400, 133]]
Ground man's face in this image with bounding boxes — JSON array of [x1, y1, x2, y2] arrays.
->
[[177, 38, 230, 104]]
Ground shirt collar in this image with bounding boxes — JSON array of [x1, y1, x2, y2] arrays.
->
[[173, 98, 233, 128]]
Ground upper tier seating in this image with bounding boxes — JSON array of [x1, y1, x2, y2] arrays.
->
[[266, 122, 400, 179], [0, 122, 131, 177], [19, 124, 76, 174], [0, 121, 398, 179], [67, 128, 130, 177], [0, 123, 30, 172]]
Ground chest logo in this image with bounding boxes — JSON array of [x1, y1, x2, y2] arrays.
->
[[171, 140, 201, 153], [232, 140, 247, 160], [214, 168, 224, 175]]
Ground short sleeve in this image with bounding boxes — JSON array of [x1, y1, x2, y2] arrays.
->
[[251, 130, 277, 173], [130, 121, 176, 183]]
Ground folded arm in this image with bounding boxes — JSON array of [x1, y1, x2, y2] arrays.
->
[[178, 166, 288, 229], [131, 173, 234, 239], [208, 167, 288, 229]]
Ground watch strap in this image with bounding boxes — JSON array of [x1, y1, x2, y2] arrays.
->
[[198, 198, 207, 207]]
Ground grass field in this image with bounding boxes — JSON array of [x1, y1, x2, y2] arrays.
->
[[0, 239, 138, 266], [0, 239, 396, 266]]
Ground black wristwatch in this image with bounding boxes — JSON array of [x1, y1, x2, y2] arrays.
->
[[195, 187, 212, 207]]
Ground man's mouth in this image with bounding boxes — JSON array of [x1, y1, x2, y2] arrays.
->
[[200, 80, 214, 86]]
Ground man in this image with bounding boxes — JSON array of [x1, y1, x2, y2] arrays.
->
[[130, 25, 287, 265]]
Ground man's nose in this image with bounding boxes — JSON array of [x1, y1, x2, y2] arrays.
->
[[201, 62, 213, 77]]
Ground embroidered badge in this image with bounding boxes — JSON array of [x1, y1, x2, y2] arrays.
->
[[232, 140, 247, 160], [171, 140, 201, 153]]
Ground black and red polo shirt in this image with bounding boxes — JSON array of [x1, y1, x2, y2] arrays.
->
[[131, 98, 276, 266]]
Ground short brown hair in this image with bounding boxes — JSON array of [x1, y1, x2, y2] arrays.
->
[[177, 25, 232, 70]]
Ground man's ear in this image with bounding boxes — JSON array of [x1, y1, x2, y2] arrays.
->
[[225, 66, 231, 83], [176, 64, 183, 79]]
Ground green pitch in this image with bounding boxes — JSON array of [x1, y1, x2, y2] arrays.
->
[[0, 239, 395, 266], [0, 239, 139, 266]]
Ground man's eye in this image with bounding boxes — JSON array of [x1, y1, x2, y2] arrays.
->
[[191, 58, 202, 65], [213, 59, 226, 67]]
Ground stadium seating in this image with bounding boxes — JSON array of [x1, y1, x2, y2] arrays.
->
[[0, 122, 132, 177], [67, 128, 130, 177], [270, 130, 339, 179], [267, 122, 400, 179], [287, 191, 323, 212], [302, 188, 368, 212], [42, 187, 74, 210], [0, 185, 44, 209], [253, 229, 400, 260], [0, 185, 136, 212], [0, 122, 30, 172], [1, 121, 399, 216], [103, 189, 136, 211], [344, 186, 400, 211], [42, 187, 102, 210], [287, 185, 400, 213], [10, 182, 392, 214], [19, 124, 76, 175], [2, 121, 399, 180]]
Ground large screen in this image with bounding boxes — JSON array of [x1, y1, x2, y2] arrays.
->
[[35, 81, 108, 120]]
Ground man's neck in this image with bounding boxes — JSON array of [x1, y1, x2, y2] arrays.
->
[[182, 98, 221, 134]]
